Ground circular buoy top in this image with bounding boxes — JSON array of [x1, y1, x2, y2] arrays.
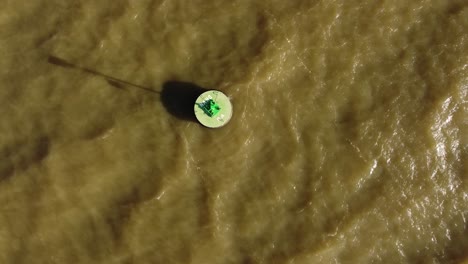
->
[[194, 90, 232, 128]]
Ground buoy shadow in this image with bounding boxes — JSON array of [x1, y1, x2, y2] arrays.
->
[[161, 81, 208, 122], [48, 55, 209, 123]]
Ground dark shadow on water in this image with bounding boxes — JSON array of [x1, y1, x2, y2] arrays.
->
[[48, 55, 208, 123], [161, 81, 208, 122], [47, 55, 160, 94]]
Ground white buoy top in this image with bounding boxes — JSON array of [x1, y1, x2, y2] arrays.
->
[[194, 90, 232, 128]]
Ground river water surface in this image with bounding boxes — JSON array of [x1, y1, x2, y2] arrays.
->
[[0, 1, 467, 263]]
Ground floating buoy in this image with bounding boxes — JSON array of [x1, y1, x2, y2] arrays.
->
[[194, 90, 232, 128]]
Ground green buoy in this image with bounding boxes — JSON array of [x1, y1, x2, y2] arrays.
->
[[194, 90, 232, 128]]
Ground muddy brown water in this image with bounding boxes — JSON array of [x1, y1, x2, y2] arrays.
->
[[0, 1, 467, 263]]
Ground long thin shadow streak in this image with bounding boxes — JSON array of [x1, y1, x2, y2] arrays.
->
[[47, 55, 160, 94]]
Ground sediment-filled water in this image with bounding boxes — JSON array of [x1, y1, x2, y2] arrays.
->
[[0, 1, 467, 263]]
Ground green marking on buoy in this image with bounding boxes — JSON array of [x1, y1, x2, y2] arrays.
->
[[196, 98, 221, 117], [194, 90, 232, 128]]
